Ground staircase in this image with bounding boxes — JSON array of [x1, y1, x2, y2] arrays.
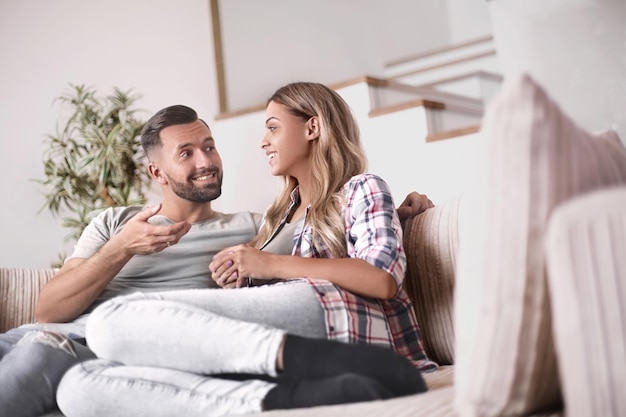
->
[[368, 35, 502, 140], [384, 35, 500, 91]]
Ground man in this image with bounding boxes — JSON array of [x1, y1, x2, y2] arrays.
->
[[0, 105, 433, 416]]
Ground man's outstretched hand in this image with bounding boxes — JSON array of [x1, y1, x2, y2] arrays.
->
[[112, 203, 191, 255]]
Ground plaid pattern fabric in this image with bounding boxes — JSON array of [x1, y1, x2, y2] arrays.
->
[[268, 174, 437, 371]]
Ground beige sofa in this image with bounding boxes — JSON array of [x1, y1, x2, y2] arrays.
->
[[3, 187, 625, 417], [3, 186, 624, 417], [2, 73, 626, 417]]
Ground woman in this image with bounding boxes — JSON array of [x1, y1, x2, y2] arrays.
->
[[57, 83, 436, 417], [210, 82, 432, 362]]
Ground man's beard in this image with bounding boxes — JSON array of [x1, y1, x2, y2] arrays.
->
[[167, 170, 223, 203]]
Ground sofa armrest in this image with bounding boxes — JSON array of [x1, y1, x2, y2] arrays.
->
[[545, 186, 626, 417], [402, 196, 461, 365], [0, 268, 57, 333]]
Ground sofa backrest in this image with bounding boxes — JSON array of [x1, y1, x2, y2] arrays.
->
[[0, 268, 56, 333]]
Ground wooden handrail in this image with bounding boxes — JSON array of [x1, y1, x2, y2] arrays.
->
[[389, 50, 497, 80], [385, 35, 494, 68], [414, 70, 503, 89]]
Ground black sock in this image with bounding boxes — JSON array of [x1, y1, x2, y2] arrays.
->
[[263, 373, 392, 410], [213, 372, 278, 383], [281, 335, 427, 397]]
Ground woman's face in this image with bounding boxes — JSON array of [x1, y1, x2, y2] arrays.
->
[[261, 100, 318, 179]]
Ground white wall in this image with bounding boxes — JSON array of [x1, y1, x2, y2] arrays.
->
[[211, 110, 278, 216], [219, 0, 452, 111], [5, 1, 621, 270], [0, 0, 217, 267], [489, 0, 626, 139], [445, 0, 492, 43]]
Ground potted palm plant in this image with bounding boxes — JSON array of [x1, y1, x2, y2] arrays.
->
[[38, 84, 152, 266]]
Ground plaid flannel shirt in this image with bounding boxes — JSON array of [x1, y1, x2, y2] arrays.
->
[[265, 173, 437, 371]]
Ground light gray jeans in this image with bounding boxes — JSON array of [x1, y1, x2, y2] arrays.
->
[[0, 319, 95, 417], [58, 281, 327, 417]]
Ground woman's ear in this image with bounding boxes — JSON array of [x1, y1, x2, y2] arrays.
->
[[306, 116, 320, 140]]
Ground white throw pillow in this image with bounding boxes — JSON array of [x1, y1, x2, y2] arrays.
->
[[546, 186, 626, 417], [454, 73, 626, 416]]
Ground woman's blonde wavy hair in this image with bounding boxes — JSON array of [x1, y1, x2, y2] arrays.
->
[[250, 82, 367, 258]]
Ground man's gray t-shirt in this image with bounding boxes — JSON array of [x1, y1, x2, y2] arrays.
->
[[69, 206, 262, 314]]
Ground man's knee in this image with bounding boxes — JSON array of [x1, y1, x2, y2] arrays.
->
[[0, 327, 31, 357], [0, 331, 93, 417]]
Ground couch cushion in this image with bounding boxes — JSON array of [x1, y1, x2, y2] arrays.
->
[[0, 268, 57, 333], [243, 386, 457, 417], [546, 186, 626, 417], [403, 196, 460, 366], [454, 73, 626, 416]]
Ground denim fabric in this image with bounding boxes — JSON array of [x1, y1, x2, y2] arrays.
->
[[84, 295, 286, 376], [0, 320, 87, 358], [0, 328, 95, 417], [58, 359, 274, 417], [107, 281, 327, 339]]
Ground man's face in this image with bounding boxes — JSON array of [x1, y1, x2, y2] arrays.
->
[[150, 120, 224, 203]]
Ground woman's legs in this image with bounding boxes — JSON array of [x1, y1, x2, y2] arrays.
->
[[86, 296, 286, 377], [57, 360, 392, 417], [59, 282, 424, 416], [131, 281, 327, 338], [57, 359, 275, 417], [87, 281, 427, 392], [86, 282, 326, 375]]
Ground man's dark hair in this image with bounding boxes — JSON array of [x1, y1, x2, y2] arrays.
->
[[141, 105, 202, 157]]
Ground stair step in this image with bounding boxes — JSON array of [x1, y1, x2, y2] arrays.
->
[[367, 77, 483, 113], [426, 124, 481, 143], [416, 70, 503, 103]]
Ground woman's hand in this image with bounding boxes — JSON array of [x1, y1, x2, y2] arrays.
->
[[210, 244, 275, 288], [211, 245, 398, 298]]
